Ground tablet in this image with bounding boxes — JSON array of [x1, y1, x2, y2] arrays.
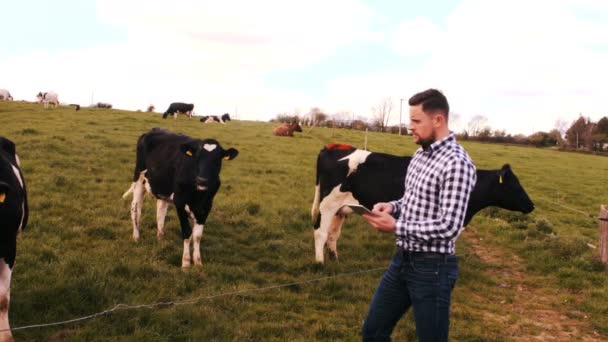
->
[[343, 204, 377, 216]]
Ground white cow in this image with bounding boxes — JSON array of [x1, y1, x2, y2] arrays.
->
[[36, 91, 59, 108], [0, 89, 12, 101]]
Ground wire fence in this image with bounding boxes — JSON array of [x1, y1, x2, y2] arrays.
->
[[3, 267, 386, 333], [4, 190, 606, 334]]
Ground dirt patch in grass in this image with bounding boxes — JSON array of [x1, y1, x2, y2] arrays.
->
[[466, 227, 604, 341]]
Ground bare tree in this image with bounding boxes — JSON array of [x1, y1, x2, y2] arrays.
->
[[467, 115, 488, 137], [308, 107, 327, 126], [554, 118, 569, 139], [372, 97, 394, 132]]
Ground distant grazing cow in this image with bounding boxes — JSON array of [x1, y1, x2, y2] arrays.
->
[[272, 123, 302, 137], [70, 104, 81, 111], [162, 102, 194, 119], [311, 143, 535, 263], [36, 91, 59, 108], [0, 90, 13, 101], [0, 137, 28, 340], [122, 128, 238, 268], [94, 102, 112, 109], [200, 113, 231, 124]]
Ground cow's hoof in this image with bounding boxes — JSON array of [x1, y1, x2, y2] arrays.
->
[[156, 232, 164, 240], [328, 250, 338, 261], [132, 235, 140, 242]]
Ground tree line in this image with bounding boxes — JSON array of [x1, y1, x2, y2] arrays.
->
[[271, 100, 608, 153]]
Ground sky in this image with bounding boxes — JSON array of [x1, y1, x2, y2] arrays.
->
[[1, 0, 607, 135]]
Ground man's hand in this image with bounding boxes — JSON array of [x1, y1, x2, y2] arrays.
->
[[362, 210, 396, 233], [372, 202, 394, 214]]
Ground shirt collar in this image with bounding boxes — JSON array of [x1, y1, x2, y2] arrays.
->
[[422, 132, 456, 154]]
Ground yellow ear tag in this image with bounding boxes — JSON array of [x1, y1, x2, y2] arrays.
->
[[186, 150, 193, 156], [223, 156, 230, 160], [0, 193, 5, 203], [499, 176, 503, 184]]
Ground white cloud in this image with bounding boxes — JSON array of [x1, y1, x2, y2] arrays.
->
[[313, 0, 608, 135], [1, 0, 376, 119], [391, 17, 444, 57]]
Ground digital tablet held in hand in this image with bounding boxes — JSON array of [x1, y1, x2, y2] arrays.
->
[[343, 204, 377, 216]]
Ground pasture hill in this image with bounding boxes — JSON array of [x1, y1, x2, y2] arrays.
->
[[1, 101, 607, 340]]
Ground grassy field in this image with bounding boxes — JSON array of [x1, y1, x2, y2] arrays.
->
[[1, 101, 607, 341]]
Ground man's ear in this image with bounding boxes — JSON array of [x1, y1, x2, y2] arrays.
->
[[180, 142, 199, 157], [222, 148, 239, 160]]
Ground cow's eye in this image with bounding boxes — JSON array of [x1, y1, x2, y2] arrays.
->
[[0, 192, 6, 203]]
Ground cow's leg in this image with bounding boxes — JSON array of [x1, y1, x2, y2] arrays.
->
[[314, 185, 358, 263], [130, 180, 146, 241], [156, 199, 169, 240], [176, 206, 192, 268], [327, 214, 346, 261], [0, 259, 12, 342], [192, 223, 204, 266], [314, 214, 332, 263]]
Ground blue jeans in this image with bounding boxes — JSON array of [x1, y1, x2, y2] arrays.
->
[[362, 250, 458, 342]]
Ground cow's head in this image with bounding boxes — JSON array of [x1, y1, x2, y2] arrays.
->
[[293, 123, 303, 132], [221, 113, 231, 122], [180, 139, 238, 191], [36, 92, 44, 102], [494, 164, 534, 213]]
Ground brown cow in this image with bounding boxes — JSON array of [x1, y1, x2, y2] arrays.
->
[[272, 123, 302, 137]]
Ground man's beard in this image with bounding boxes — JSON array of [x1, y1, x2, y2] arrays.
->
[[416, 131, 437, 148]]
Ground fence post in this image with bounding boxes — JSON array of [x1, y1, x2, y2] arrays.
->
[[600, 205, 608, 265]]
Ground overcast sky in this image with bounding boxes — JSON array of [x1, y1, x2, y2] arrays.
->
[[1, 0, 607, 135]]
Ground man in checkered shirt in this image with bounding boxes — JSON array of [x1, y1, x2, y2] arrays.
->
[[361, 89, 476, 341]]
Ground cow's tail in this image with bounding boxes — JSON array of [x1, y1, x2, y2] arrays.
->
[[122, 182, 135, 199], [311, 152, 321, 226], [122, 170, 147, 199]]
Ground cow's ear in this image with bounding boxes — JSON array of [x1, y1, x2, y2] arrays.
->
[[0, 137, 16, 157], [498, 164, 511, 184], [222, 148, 239, 160], [0, 181, 11, 203], [180, 142, 199, 157]]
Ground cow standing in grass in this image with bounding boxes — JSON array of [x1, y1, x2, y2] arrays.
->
[[272, 123, 302, 137], [0, 137, 28, 341], [122, 128, 238, 268], [36, 91, 59, 108], [162, 102, 194, 119], [311, 143, 535, 263], [0, 90, 12, 101]]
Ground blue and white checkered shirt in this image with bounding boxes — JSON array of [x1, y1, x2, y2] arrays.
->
[[390, 133, 476, 255]]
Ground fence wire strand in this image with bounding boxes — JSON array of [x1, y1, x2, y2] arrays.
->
[[5, 266, 386, 332], [5, 191, 607, 334]]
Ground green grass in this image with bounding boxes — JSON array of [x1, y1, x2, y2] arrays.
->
[[1, 101, 607, 340]]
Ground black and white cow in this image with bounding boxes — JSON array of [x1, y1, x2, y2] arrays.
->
[[200, 113, 231, 124], [122, 128, 238, 268], [0, 90, 12, 101], [311, 143, 535, 263], [0, 137, 28, 339], [36, 91, 59, 108], [162, 102, 195, 119]]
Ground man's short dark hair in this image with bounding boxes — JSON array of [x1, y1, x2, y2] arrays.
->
[[408, 89, 449, 119]]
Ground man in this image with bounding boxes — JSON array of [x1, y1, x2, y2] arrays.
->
[[360, 89, 476, 341]]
